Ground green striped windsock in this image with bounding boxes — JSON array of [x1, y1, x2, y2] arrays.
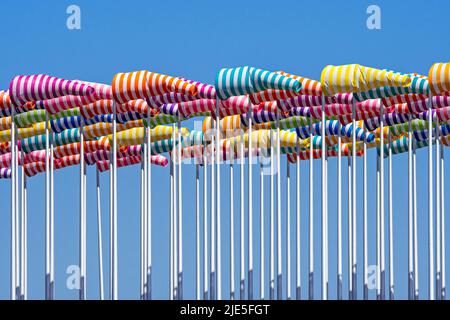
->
[[215, 66, 302, 100]]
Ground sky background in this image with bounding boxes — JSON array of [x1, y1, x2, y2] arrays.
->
[[0, 0, 449, 300]]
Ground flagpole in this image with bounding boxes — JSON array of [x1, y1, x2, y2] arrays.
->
[[413, 138, 419, 299], [436, 118, 442, 300], [20, 165, 27, 300], [177, 113, 183, 300], [230, 161, 235, 300], [428, 91, 435, 300], [10, 104, 16, 301], [96, 169, 104, 300], [203, 144, 209, 300], [239, 127, 245, 300], [44, 110, 51, 300], [15, 133, 20, 300], [376, 142, 381, 300], [172, 126, 178, 300], [363, 123, 368, 300], [351, 99, 357, 300], [309, 115, 314, 300], [276, 114, 281, 300], [296, 138, 301, 300], [216, 100, 222, 300], [321, 95, 328, 300], [140, 132, 145, 299], [169, 152, 174, 300], [260, 160, 264, 300], [388, 130, 394, 300], [111, 101, 118, 300], [248, 108, 254, 300], [196, 163, 201, 300], [50, 129, 55, 300], [269, 128, 275, 300], [380, 102, 385, 300], [146, 113, 152, 300], [286, 159, 291, 300], [210, 119, 216, 300], [440, 143, 446, 300], [408, 114, 414, 300], [337, 123, 342, 300], [79, 114, 86, 300], [348, 152, 353, 300]]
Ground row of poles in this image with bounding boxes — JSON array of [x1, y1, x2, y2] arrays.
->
[[5, 93, 446, 300]]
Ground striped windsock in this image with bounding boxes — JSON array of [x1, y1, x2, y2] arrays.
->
[[321, 64, 411, 96], [112, 70, 197, 104], [428, 62, 450, 95], [215, 66, 301, 100]]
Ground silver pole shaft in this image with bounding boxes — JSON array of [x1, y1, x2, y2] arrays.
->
[[20, 167, 27, 300], [436, 119, 442, 300], [210, 121, 216, 300], [169, 154, 174, 300], [230, 162, 235, 300], [413, 139, 419, 299], [203, 144, 209, 300], [11, 104, 17, 301], [146, 116, 152, 300], [196, 164, 201, 300], [96, 169, 104, 300], [428, 92, 435, 300], [388, 131, 394, 300], [50, 133, 55, 299], [216, 101, 222, 300], [79, 115, 86, 300], [363, 123, 368, 300], [276, 115, 281, 300], [337, 124, 342, 300], [321, 96, 328, 300], [111, 101, 118, 300], [249, 108, 254, 300], [172, 127, 178, 300], [45, 111, 52, 300], [380, 102, 385, 300], [440, 144, 446, 299], [287, 161, 292, 300], [177, 116, 183, 300], [260, 161, 264, 300], [269, 129, 275, 300], [309, 115, 314, 300], [351, 99, 357, 300], [240, 128, 245, 300], [348, 153, 353, 300], [376, 146, 381, 299], [408, 116, 414, 299], [140, 138, 145, 299], [296, 138, 301, 300]]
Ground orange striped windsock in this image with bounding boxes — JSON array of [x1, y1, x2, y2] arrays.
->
[[428, 62, 450, 95], [112, 70, 197, 104]]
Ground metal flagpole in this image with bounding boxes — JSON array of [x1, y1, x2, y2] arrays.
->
[[169, 152, 174, 300], [388, 130, 394, 300], [20, 165, 27, 300], [276, 113, 281, 300], [440, 144, 446, 300], [230, 160, 235, 300], [177, 113, 183, 300], [248, 108, 254, 300], [109, 127, 114, 300], [363, 123, 368, 300], [348, 153, 353, 300], [413, 138, 419, 299], [260, 160, 264, 300], [296, 138, 301, 300], [140, 131, 145, 299], [15, 134, 20, 300], [216, 100, 222, 300], [269, 128, 275, 300], [172, 126, 178, 300], [111, 101, 118, 300], [321, 95, 328, 300], [10, 104, 16, 301], [286, 160, 292, 300], [428, 91, 435, 300], [376, 143, 381, 300], [146, 113, 152, 300], [380, 102, 385, 300], [408, 114, 414, 299], [309, 115, 314, 300], [239, 127, 245, 300], [210, 119, 216, 300], [196, 163, 201, 300], [351, 98, 357, 300], [44, 110, 52, 300], [337, 122, 342, 300], [79, 114, 86, 300], [96, 169, 105, 300], [50, 129, 55, 299], [203, 144, 209, 300], [436, 118, 442, 300]]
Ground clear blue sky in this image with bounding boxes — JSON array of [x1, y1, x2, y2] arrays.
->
[[0, 0, 449, 299]]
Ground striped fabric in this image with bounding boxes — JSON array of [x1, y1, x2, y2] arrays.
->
[[9, 75, 96, 107], [96, 156, 141, 172], [364, 112, 409, 131], [0, 117, 11, 130], [112, 71, 197, 104], [353, 73, 429, 101], [215, 66, 301, 100], [428, 62, 450, 95], [321, 64, 411, 96], [24, 161, 46, 177], [0, 167, 11, 178], [144, 114, 179, 128], [147, 92, 197, 108], [56, 154, 80, 169]]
